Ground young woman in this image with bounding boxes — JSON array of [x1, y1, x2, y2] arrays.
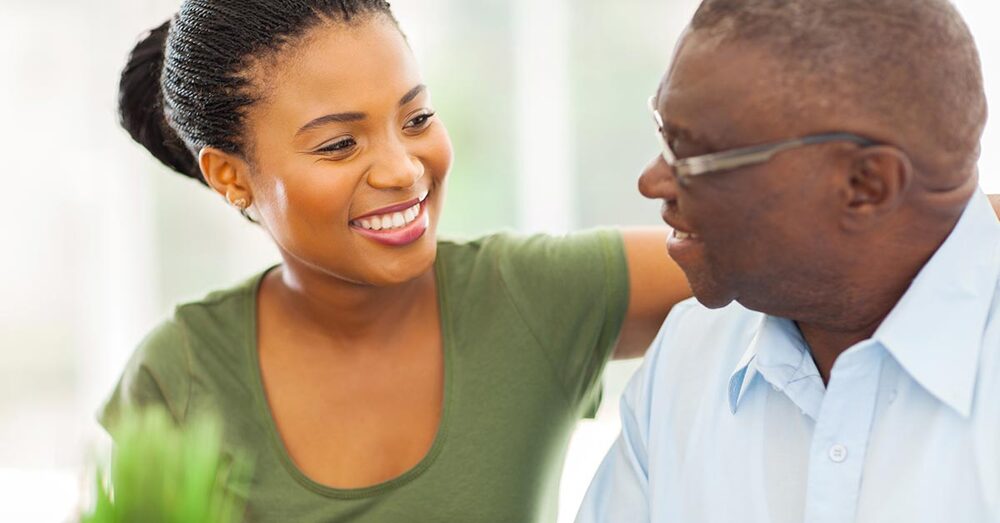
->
[[101, 1, 690, 521]]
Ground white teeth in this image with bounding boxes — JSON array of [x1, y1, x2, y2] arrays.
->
[[674, 230, 698, 240], [353, 202, 424, 231]]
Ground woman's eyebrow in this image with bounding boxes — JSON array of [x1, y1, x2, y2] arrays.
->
[[294, 84, 428, 137], [296, 112, 366, 136], [399, 84, 426, 106]]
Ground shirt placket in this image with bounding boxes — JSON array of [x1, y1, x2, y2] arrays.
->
[[803, 342, 884, 523]]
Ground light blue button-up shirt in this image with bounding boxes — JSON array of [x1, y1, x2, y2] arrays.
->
[[577, 190, 1000, 523]]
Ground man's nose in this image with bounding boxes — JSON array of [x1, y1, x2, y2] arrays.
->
[[638, 155, 678, 202]]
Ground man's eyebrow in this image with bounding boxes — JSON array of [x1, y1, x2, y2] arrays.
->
[[663, 119, 717, 149], [295, 112, 367, 136], [399, 84, 426, 106]]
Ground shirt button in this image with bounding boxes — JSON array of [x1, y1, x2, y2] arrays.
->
[[829, 444, 848, 463]]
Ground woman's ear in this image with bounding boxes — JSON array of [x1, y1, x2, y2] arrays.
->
[[199, 146, 254, 207]]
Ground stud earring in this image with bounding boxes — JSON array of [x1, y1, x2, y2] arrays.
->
[[232, 198, 250, 210]]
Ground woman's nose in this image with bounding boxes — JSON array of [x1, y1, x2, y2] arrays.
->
[[367, 140, 424, 190]]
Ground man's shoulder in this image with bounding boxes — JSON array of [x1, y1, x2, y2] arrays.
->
[[643, 298, 764, 388], [662, 298, 764, 333], [654, 298, 764, 355]]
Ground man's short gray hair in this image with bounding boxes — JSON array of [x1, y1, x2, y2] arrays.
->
[[690, 0, 987, 179]]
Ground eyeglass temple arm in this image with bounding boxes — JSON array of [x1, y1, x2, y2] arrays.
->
[[678, 134, 877, 178]]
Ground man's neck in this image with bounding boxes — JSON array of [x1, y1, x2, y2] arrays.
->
[[789, 180, 978, 384], [796, 220, 964, 384], [797, 319, 884, 385]]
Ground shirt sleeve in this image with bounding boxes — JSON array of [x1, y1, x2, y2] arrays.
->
[[574, 325, 663, 523], [495, 229, 630, 418], [98, 318, 193, 434]]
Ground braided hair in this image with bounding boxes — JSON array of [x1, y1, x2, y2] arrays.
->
[[119, 0, 396, 184]]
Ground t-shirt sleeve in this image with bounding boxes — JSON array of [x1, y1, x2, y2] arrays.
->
[[495, 229, 630, 417], [98, 318, 193, 433]]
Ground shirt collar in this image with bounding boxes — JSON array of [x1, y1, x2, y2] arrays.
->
[[729, 190, 1000, 417], [873, 190, 1000, 417], [728, 326, 761, 414], [728, 315, 825, 417]]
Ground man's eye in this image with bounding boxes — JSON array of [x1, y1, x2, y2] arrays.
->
[[670, 137, 706, 159]]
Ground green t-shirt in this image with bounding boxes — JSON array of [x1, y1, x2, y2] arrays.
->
[[100, 230, 630, 523]]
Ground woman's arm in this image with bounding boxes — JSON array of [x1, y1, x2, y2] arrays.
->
[[991, 194, 1000, 219], [614, 228, 691, 360]]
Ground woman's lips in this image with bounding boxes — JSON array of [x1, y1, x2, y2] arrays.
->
[[351, 192, 427, 221], [350, 200, 429, 247]]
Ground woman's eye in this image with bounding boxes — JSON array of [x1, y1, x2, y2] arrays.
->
[[316, 137, 356, 154], [403, 111, 436, 132]]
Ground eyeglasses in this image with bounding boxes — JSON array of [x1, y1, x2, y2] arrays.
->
[[648, 95, 880, 180]]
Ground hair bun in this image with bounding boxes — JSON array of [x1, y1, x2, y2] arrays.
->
[[118, 19, 205, 184]]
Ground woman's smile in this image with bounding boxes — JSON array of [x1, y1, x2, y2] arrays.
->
[[350, 191, 431, 246]]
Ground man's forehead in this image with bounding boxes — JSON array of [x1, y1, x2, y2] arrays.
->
[[663, 33, 781, 100], [658, 32, 815, 142]]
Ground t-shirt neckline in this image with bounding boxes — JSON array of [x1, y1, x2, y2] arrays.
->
[[243, 259, 455, 499]]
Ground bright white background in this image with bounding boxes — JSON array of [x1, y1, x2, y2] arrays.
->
[[0, 1, 997, 521]]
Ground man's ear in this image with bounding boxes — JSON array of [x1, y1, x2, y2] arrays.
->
[[838, 146, 913, 231], [199, 146, 254, 207]]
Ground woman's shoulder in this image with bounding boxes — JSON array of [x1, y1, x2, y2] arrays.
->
[[168, 269, 266, 334], [100, 269, 271, 428], [434, 229, 626, 314], [434, 232, 536, 287], [136, 268, 269, 372], [436, 229, 623, 266]]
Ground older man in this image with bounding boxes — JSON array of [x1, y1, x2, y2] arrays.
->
[[577, 1, 1000, 522]]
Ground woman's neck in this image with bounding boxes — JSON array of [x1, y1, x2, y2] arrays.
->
[[263, 257, 436, 347]]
